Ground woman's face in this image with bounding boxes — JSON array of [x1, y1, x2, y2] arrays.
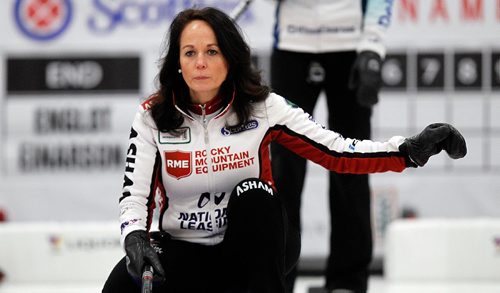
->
[[179, 20, 229, 104]]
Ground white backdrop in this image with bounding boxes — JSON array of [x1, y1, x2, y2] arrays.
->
[[1, 0, 499, 260]]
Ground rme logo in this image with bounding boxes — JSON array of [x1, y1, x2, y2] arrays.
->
[[167, 159, 189, 168], [165, 151, 192, 180]]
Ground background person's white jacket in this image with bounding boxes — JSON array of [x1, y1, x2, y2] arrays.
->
[[273, 0, 393, 57]]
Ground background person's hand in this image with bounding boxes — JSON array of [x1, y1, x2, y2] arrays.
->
[[399, 123, 467, 167], [348, 50, 383, 108], [124, 230, 166, 283]]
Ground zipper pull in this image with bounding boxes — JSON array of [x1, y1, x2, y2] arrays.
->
[[200, 104, 207, 125]]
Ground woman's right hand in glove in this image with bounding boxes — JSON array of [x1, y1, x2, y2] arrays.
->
[[124, 230, 166, 283]]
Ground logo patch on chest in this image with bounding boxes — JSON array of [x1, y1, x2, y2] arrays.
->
[[159, 127, 191, 144], [164, 150, 192, 179], [220, 120, 258, 136]]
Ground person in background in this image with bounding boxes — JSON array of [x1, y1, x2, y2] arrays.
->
[[102, 6, 466, 293], [270, 1, 395, 292]]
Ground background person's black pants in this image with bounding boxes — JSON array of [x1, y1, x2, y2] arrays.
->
[[102, 178, 300, 293], [270, 49, 373, 293]]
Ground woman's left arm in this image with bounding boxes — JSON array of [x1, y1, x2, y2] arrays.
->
[[266, 93, 411, 174], [266, 94, 466, 173]]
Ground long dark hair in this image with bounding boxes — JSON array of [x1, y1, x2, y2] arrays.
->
[[150, 7, 270, 132]]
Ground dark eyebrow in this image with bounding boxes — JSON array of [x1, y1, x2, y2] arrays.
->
[[181, 44, 219, 50]]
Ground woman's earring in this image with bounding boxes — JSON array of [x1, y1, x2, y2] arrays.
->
[[178, 69, 182, 73]]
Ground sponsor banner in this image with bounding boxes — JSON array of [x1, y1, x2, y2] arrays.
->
[[386, 0, 500, 47], [0, 222, 123, 283], [2, 0, 276, 50], [1, 0, 499, 50]]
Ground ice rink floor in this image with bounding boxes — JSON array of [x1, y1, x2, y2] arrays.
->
[[295, 275, 383, 293], [1, 275, 500, 293], [294, 275, 500, 293]]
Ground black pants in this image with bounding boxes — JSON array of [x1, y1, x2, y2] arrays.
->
[[270, 49, 372, 293], [102, 178, 300, 293]]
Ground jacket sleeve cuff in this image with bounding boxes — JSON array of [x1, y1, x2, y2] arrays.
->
[[357, 40, 386, 59], [120, 225, 146, 250], [398, 140, 418, 168]]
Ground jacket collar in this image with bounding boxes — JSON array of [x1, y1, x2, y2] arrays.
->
[[173, 90, 235, 120], [187, 94, 223, 115]]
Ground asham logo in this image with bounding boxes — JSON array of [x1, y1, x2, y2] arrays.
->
[[14, 0, 72, 41], [165, 150, 192, 180], [235, 179, 274, 196]]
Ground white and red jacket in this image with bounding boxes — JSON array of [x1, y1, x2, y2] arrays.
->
[[119, 93, 407, 247]]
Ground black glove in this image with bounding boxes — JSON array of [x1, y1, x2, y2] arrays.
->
[[399, 123, 467, 167], [348, 50, 383, 108], [124, 230, 166, 283]]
